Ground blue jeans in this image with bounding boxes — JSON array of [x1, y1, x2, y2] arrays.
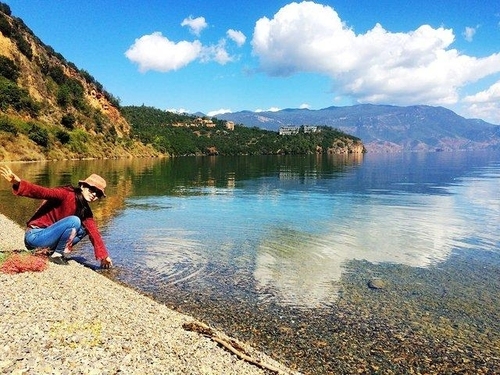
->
[[25, 216, 87, 255]]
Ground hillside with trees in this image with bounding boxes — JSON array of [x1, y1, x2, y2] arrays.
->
[[0, 2, 158, 161], [122, 105, 365, 156]]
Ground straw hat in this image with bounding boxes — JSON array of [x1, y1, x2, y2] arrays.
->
[[78, 174, 106, 197]]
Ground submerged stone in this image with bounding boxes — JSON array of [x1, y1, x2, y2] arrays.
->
[[368, 279, 386, 290]]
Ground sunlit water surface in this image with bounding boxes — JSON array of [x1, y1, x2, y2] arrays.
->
[[1, 153, 499, 307], [106, 152, 500, 308]]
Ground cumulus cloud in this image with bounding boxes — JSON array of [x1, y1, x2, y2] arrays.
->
[[126, 31, 237, 71], [251, 1, 500, 108], [463, 80, 500, 124], [299, 103, 310, 109], [227, 29, 246, 46], [181, 16, 208, 36], [125, 32, 202, 72]]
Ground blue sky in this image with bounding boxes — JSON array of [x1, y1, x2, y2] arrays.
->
[[6, 0, 500, 124]]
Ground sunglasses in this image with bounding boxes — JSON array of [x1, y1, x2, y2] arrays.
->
[[83, 184, 104, 198]]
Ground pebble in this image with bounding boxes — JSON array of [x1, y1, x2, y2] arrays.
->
[[367, 278, 386, 289]]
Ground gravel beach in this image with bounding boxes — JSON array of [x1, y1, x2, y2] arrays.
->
[[0, 213, 295, 375]]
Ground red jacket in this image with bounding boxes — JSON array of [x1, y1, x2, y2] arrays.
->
[[13, 180, 109, 260]]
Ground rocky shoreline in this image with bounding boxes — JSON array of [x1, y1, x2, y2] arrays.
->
[[0, 213, 295, 375], [3, 207, 500, 374]]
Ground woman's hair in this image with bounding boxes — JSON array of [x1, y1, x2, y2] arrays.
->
[[74, 187, 93, 219]]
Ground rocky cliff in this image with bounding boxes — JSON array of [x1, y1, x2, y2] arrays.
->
[[0, 4, 158, 161]]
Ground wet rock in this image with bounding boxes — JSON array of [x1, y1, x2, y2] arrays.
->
[[368, 279, 386, 290]]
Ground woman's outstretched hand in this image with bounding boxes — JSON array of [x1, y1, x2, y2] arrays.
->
[[100, 256, 113, 269], [0, 166, 21, 184]]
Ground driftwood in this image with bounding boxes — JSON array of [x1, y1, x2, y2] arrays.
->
[[182, 320, 286, 374]]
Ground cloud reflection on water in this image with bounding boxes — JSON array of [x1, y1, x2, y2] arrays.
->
[[254, 193, 469, 308]]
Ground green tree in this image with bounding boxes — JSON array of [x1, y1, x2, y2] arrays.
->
[[13, 33, 32, 60], [48, 65, 66, 85], [68, 129, 89, 153], [28, 123, 49, 147], [0, 115, 17, 134], [55, 129, 70, 144], [56, 84, 71, 108], [0, 56, 20, 81], [0, 76, 40, 116], [0, 2, 12, 16], [0, 13, 12, 36], [61, 113, 76, 129]]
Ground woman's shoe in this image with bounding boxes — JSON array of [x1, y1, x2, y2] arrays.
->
[[49, 253, 69, 265]]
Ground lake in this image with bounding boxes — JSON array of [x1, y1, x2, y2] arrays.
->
[[1, 152, 499, 374]]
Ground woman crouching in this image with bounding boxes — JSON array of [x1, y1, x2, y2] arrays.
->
[[1, 166, 112, 268]]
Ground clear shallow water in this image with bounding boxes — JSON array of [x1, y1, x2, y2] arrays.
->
[[2, 152, 500, 373], [2, 152, 500, 306], [99, 152, 500, 309]]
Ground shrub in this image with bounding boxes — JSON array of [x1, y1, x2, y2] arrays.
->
[[67, 61, 78, 71], [57, 78, 85, 109], [56, 84, 70, 108], [19, 94, 40, 117], [28, 123, 49, 147], [0, 56, 20, 81], [0, 77, 21, 110], [93, 110, 105, 132], [48, 65, 66, 85], [37, 56, 50, 75], [56, 129, 70, 144], [69, 129, 89, 153], [61, 113, 76, 129], [103, 91, 120, 108], [0, 2, 12, 16], [0, 12, 12, 36], [0, 76, 40, 115], [12, 31, 32, 60], [67, 78, 85, 109], [0, 115, 17, 134]]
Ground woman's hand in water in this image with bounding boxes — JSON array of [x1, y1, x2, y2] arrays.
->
[[100, 256, 113, 269]]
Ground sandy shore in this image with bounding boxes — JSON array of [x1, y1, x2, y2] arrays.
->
[[0, 213, 295, 375]]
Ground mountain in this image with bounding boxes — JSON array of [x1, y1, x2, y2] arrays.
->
[[215, 105, 500, 152], [0, 3, 158, 161]]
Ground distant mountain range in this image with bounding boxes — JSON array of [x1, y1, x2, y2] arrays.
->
[[215, 105, 500, 152]]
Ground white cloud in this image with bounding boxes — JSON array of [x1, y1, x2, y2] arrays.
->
[[254, 193, 466, 307], [201, 39, 232, 64], [462, 80, 500, 124], [126, 31, 237, 71], [463, 81, 500, 103], [181, 16, 208, 36], [463, 26, 477, 42], [227, 29, 246, 47], [207, 108, 232, 117], [125, 32, 202, 72], [251, 1, 500, 109], [299, 103, 310, 109]]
